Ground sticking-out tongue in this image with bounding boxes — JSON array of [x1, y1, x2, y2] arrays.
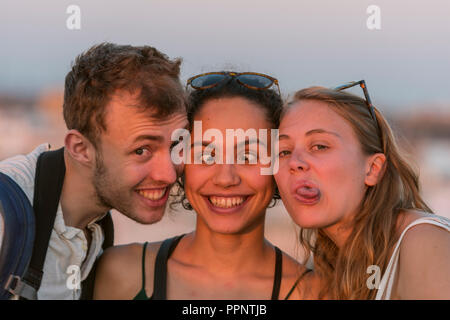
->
[[296, 187, 320, 199]]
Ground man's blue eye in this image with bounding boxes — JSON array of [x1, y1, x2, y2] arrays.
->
[[135, 148, 148, 155]]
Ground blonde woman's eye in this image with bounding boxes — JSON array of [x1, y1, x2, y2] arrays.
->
[[311, 144, 328, 151]]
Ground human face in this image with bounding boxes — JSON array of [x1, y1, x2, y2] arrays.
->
[[184, 97, 275, 234], [274, 100, 371, 234], [93, 91, 188, 224]]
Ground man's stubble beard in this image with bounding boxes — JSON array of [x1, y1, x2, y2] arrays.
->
[[92, 149, 167, 224], [92, 150, 136, 219]]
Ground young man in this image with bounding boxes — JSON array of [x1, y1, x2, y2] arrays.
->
[[0, 43, 188, 299]]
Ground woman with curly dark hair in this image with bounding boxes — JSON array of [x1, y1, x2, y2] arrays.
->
[[94, 72, 312, 300]]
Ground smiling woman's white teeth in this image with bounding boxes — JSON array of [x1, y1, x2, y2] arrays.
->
[[209, 196, 245, 208], [138, 188, 166, 201]]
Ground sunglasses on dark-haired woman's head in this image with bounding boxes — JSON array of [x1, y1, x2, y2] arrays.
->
[[186, 71, 281, 96]]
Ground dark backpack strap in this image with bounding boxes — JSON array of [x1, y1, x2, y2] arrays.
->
[[6, 146, 114, 300], [271, 246, 283, 300], [152, 234, 185, 300], [79, 211, 114, 300], [20, 147, 66, 299]]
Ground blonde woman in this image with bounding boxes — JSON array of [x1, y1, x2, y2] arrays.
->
[[274, 82, 450, 299]]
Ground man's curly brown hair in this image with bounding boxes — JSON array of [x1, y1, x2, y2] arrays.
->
[[63, 42, 186, 147]]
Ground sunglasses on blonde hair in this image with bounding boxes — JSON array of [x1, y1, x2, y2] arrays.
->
[[334, 80, 381, 134]]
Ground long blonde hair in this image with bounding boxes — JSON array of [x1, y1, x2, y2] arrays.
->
[[286, 87, 432, 299]]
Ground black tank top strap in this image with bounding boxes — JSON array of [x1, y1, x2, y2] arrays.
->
[[152, 234, 185, 300], [270, 246, 283, 300], [141, 242, 149, 290], [284, 269, 312, 300]]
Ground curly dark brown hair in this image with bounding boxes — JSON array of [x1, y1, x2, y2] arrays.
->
[[63, 42, 186, 147]]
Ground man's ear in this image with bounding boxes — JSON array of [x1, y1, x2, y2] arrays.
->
[[365, 153, 387, 186], [64, 130, 96, 166]]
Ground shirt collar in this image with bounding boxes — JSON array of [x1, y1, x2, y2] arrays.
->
[[55, 204, 109, 239]]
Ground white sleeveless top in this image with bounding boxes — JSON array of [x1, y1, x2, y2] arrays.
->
[[375, 214, 450, 300]]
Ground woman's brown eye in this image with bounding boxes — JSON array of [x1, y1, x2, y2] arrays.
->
[[279, 150, 291, 157], [237, 152, 257, 163]]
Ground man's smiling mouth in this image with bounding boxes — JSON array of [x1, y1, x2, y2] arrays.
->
[[137, 187, 167, 201]]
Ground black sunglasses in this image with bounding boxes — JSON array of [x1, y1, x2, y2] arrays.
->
[[334, 80, 381, 134], [186, 71, 281, 96]]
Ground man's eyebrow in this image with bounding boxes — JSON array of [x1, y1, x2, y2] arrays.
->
[[305, 129, 341, 138], [133, 134, 164, 143], [278, 134, 290, 141]]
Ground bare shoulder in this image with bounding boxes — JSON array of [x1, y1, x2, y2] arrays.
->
[[93, 242, 147, 300], [397, 209, 446, 227], [398, 209, 450, 273], [395, 210, 450, 299], [398, 210, 450, 246]]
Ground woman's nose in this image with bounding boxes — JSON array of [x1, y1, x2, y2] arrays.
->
[[212, 164, 241, 188], [288, 150, 310, 173]]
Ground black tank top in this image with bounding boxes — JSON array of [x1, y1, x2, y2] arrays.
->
[[133, 234, 284, 300]]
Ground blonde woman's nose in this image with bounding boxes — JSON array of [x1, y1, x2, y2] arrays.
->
[[288, 150, 310, 173]]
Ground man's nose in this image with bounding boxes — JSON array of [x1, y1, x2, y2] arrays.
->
[[148, 151, 177, 185]]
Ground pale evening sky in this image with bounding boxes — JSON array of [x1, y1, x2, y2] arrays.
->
[[1, 0, 449, 110]]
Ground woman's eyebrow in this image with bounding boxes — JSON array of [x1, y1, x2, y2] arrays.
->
[[236, 138, 266, 149], [305, 128, 341, 138], [191, 138, 266, 149], [191, 141, 214, 148]]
